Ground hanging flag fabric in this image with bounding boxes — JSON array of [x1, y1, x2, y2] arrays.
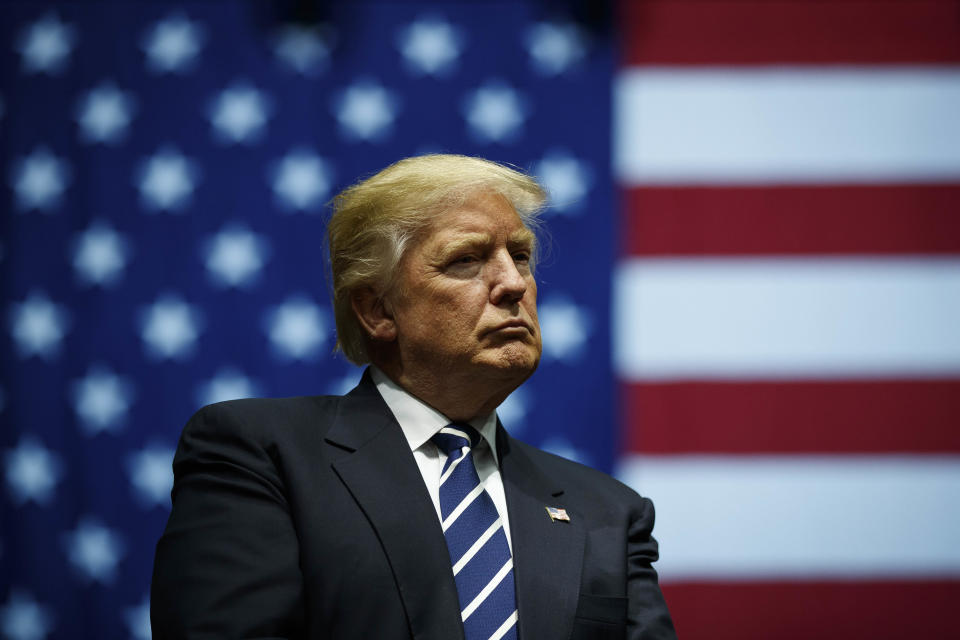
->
[[613, 2, 960, 638]]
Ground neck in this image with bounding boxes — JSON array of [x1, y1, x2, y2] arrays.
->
[[374, 360, 522, 422]]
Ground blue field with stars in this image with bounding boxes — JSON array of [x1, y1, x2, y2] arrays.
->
[[1, 3, 612, 638]]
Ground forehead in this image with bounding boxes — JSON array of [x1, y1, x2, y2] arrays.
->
[[421, 192, 533, 244]]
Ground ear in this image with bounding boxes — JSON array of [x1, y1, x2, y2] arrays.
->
[[351, 287, 397, 342]]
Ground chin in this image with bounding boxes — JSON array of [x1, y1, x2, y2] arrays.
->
[[482, 343, 540, 378]]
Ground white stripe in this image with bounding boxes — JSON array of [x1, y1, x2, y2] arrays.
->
[[443, 483, 485, 532], [439, 449, 469, 487], [614, 67, 960, 183], [488, 610, 518, 640], [617, 454, 960, 581], [614, 257, 960, 380], [462, 558, 513, 621], [453, 518, 502, 575], [440, 426, 471, 441]]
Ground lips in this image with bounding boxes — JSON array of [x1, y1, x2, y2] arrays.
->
[[486, 319, 532, 336]]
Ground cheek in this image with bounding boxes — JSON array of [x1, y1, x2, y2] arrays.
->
[[525, 282, 539, 325], [449, 284, 489, 311], [424, 290, 484, 334]]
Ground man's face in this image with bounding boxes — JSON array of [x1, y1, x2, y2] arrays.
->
[[388, 192, 542, 385]]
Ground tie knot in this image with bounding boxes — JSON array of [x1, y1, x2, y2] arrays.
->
[[431, 423, 480, 456]]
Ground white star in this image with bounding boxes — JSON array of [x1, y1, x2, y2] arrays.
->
[[71, 366, 134, 435], [526, 22, 587, 76], [205, 225, 270, 288], [136, 147, 199, 212], [539, 437, 590, 465], [462, 82, 527, 143], [264, 296, 328, 361], [397, 18, 462, 76], [124, 597, 151, 640], [197, 367, 259, 406], [4, 436, 62, 506], [0, 590, 54, 640], [538, 297, 592, 363], [274, 24, 333, 75], [208, 83, 272, 144], [271, 149, 332, 212], [10, 147, 71, 212], [126, 446, 174, 508], [534, 151, 592, 214], [142, 13, 205, 73], [75, 82, 136, 144], [63, 517, 125, 584], [15, 12, 76, 75], [140, 295, 202, 360], [72, 221, 130, 286], [334, 81, 399, 141], [8, 292, 70, 359]]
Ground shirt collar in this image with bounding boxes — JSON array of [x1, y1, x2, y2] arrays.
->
[[370, 366, 500, 463]]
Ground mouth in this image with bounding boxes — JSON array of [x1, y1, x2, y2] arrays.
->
[[486, 319, 532, 337]]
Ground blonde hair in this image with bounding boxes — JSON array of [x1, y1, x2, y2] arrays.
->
[[327, 154, 547, 365]]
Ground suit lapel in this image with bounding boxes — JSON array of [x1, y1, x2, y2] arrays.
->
[[499, 428, 584, 640], [326, 373, 464, 640]]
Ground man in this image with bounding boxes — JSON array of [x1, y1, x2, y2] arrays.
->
[[151, 155, 676, 639]]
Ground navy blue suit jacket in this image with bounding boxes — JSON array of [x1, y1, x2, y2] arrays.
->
[[151, 371, 676, 639]]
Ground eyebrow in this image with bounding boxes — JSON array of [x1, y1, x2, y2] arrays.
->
[[507, 228, 536, 248], [437, 229, 536, 260], [437, 233, 491, 259]]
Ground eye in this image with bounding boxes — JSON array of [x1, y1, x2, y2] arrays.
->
[[512, 251, 531, 263], [444, 254, 482, 275]]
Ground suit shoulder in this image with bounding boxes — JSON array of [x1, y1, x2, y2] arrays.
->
[[185, 394, 341, 442], [512, 437, 642, 502]]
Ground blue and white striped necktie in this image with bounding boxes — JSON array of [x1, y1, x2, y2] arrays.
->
[[432, 423, 518, 640]]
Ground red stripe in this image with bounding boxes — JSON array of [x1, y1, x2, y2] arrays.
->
[[622, 185, 960, 256], [662, 580, 960, 640], [621, 0, 960, 65], [622, 380, 960, 454]]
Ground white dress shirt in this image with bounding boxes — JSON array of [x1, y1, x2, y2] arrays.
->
[[371, 366, 513, 551]]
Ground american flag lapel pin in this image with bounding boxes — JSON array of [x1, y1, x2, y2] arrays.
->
[[545, 506, 570, 522]]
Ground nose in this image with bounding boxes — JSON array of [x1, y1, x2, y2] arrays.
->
[[489, 251, 527, 305]]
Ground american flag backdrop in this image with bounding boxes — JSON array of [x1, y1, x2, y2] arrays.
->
[[0, 2, 957, 639], [1, 3, 614, 638], [613, 2, 960, 638]]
